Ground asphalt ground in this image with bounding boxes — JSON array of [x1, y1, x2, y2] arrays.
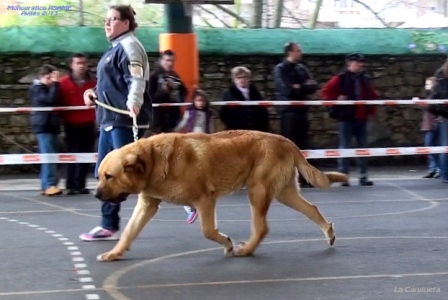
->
[[0, 171, 447, 300]]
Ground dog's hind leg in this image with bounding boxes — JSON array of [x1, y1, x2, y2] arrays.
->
[[195, 198, 235, 256], [234, 185, 271, 257], [97, 194, 161, 262], [276, 181, 335, 246]]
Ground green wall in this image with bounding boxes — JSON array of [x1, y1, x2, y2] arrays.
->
[[0, 26, 447, 56]]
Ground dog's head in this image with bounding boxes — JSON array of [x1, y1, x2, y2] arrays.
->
[[94, 148, 148, 203]]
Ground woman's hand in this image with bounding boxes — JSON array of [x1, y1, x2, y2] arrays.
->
[[83, 89, 97, 106], [128, 104, 140, 118]]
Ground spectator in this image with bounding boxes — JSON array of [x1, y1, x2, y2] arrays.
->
[[29, 64, 63, 196], [79, 5, 152, 242], [421, 76, 440, 179], [149, 50, 188, 134], [174, 88, 215, 224], [321, 53, 378, 187], [220, 66, 270, 132], [273, 42, 318, 188], [59, 53, 97, 195], [427, 58, 448, 183]]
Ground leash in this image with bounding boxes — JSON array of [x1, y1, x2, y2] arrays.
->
[[94, 100, 139, 142]]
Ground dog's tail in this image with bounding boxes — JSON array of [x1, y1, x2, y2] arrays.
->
[[292, 144, 348, 189], [324, 171, 349, 185]]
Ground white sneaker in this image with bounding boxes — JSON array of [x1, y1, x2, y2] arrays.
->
[[79, 226, 120, 241]]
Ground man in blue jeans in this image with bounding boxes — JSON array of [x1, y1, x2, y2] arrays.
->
[[79, 5, 152, 241], [427, 58, 448, 183], [29, 64, 63, 196], [321, 53, 379, 186]]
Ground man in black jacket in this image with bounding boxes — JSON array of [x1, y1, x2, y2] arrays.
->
[[427, 59, 448, 183], [29, 64, 63, 196], [273, 42, 318, 187], [149, 50, 188, 133]]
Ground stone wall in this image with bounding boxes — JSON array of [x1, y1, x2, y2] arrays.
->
[[0, 54, 446, 174]]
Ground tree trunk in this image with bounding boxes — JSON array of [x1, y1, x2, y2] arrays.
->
[[272, 0, 284, 28], [233, 0, 241, 27], [79, 0, 84, 26], [251, 0, 263, 28], [309, 0, 323, 28]]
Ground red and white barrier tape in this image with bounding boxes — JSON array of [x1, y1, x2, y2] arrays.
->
[[0, 146, 446, 165], [0, 99, 447, 113]]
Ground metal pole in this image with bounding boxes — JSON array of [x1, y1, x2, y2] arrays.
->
[[164, 3, 193, 33]]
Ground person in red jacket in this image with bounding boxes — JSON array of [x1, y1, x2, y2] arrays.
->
[[59, 53, 97, 195], [321, 53, 378, 187]]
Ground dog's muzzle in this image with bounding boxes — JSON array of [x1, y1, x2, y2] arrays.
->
[[94, 188, 129, 204]]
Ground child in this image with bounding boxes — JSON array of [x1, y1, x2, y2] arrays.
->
[[29, 65, 63, 196], [174, 88, 215, 224]]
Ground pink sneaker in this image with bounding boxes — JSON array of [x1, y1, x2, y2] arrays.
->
[[79, 226, 120, 241], [187, 209, 198, 224]]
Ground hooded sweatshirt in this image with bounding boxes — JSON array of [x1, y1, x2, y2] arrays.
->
[[29, 79, 61, 134]]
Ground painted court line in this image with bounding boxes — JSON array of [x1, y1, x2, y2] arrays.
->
[[103, 236, 448, 300], [115, 271, 448, 290], [0, 216, 100, 300]]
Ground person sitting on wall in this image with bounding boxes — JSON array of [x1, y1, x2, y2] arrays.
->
[[321, 53, 379, 187], [220, 66, 270, 133], [149, 50, 188, 134], [29, 64, 63, 196]]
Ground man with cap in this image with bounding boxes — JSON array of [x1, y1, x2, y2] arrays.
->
[[321, 53, 379, 186]]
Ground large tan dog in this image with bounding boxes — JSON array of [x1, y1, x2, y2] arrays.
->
[[93, 130, 348, 262]]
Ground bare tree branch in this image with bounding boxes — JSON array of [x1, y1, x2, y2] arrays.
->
[[199, 16, 215, 27], [283, 5, 306, 28], [353, 0, 390, 27], [214, 4, 251, 26], [199, 5, 231, 28]]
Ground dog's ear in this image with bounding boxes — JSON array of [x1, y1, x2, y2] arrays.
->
[[123, 153, 146, 174]]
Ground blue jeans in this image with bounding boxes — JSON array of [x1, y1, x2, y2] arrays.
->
[[438, 121, 448, 180], [424, 125, 440, 173], [36, 133, 59, 190], [96, 127, 145, 231], [337, 121, 368, 178]]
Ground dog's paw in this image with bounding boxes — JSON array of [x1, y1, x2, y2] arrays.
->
[[96, 251, 122, 262], [234, 242, 254, 257], [223, 237, 235, 257], [224, 246, 235, 257], [323, 222, 335, 246], [328, 235, 336, 246]]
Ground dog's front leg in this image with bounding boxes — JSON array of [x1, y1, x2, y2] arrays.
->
[[196, 200, 235, 256], [97, 194, 161, 262]]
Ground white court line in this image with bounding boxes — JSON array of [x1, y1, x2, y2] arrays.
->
[[82, 285, 96, 289], [0, 190, 439, 223], [0, 198, 445, 217], [0, 217, 100, 299], [103, 236, 448, 300], [0, 176, 431, 192]]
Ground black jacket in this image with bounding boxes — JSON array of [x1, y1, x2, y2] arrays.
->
[[29, 79, 61, 134], [273, 59, 318, 114], [220, 84, 270, 132], [428, 67, 448, 119], [149, 66, 188, 130]]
